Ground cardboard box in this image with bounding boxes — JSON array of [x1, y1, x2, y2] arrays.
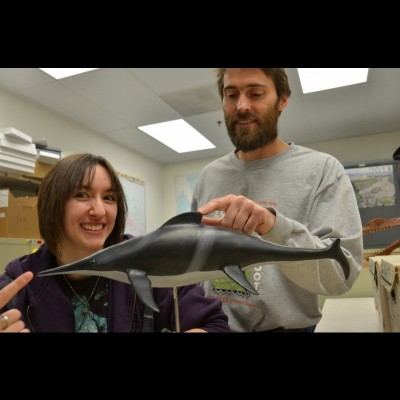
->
[[380, 255, 400, 332], [0, 188, 41, 238], [369, 256, 393, 332], [24, 160, 53, 180]]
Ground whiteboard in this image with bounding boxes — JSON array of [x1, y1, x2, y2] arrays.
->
[[118, 173, 146, 236]]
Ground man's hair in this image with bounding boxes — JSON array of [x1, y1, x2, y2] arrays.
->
[[37, 153, 127, 257], [216, 68, 292, 100]]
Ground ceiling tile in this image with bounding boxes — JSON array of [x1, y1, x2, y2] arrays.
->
[[161, 85, 222, 117], [0, 68, 399, 164], [21, 82, 129, 133], [128, 68, 216, 94], [0, 68, 54, 92]]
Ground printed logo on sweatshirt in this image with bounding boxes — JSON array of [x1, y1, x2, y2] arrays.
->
[[210, 267, 262, 298], [211, 269, 252, 298], [207, 210, 265, 302], [259, 199, 278, 207]]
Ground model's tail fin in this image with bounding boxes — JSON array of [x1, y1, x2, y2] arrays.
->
[[327, 239, 350, 279]]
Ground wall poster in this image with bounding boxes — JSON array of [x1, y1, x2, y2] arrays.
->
[[175, 174, 198, 214]]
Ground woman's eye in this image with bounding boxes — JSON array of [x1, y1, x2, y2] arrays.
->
[[75, 192, 89, 199], [104, 195, 116, 202]]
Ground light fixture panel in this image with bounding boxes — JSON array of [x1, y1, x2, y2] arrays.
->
[[298, 68, 369, 94], [39, 68, 99, 79], [138, 119, 215, 153]]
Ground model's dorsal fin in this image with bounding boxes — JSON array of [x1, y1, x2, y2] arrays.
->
[[222, 265, 258, 295], [160, 212, 202, 228], [127, 268, 160, 312]]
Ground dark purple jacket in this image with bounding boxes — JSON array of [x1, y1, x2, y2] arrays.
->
[[0, 236, 230, 332]]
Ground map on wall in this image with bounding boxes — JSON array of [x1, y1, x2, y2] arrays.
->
[[175, 174, 198, 214], [118, 173, 146, 236]]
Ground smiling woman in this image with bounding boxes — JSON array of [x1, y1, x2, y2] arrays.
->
[[0, 153, 230, 333]]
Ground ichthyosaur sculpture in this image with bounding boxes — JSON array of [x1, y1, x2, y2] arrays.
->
[[37, 212, 350, 312]]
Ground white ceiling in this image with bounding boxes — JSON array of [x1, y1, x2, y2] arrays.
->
[[0, 68, 399, 164]]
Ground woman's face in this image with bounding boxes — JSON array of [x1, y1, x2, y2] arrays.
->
[[60, 165, 118, 262]]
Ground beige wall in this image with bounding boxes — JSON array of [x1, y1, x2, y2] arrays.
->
[[162, 130, 400, 221], [304, 131, 399, 165], [0, 88, 163, 233], [2, 86, 398, 305], [1, 85, 398, 231]]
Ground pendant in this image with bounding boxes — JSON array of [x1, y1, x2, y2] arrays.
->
[[82, 305, 89, 315]]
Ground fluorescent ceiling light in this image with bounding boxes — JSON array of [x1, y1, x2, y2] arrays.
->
[[138, 119, 215, 153], [39, 68, 99, 79], [298, 68, 369, 94]]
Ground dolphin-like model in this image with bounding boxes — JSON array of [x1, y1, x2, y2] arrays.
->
[[37, 212, 350, 312]]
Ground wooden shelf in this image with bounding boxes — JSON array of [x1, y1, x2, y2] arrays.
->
[[0, 174, 40, 196]]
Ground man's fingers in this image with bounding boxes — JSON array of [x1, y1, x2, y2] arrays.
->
[[198, 196, 230, 216], [0, 271, 33, 308], [201, 216, 222, 227]]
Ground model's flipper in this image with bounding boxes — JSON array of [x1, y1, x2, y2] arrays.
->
[[127, 268, 160, 312], [222, 265, 258, 295]]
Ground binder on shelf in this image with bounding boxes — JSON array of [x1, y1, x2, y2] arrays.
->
[[0, 137, 37, 156], [0, 127, 32, 144], [0, 160, 34, 174], [36, 149, 60, 165], [0, 147, 37, 162], [0, 153, 35, 169], [34, 140, 61, 166], [32, 137, 48, 147]]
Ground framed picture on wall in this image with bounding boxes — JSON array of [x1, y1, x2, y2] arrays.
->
[[345, 160, 400, 249], [175, 174, 198, 214]]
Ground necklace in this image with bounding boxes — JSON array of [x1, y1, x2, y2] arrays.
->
[[63, 275, 101, 315]]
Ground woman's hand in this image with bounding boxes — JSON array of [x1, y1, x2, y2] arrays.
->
[[0, 271, 33, 333]]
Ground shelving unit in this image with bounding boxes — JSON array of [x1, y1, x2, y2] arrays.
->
[[0, 172, 40, 196], [0, 237, 42, 273], [0, 171, 43, 271]]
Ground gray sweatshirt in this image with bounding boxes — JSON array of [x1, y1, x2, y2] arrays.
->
[[191, 143, 363, 332]]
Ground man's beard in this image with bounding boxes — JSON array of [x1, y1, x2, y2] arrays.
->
[[225, 101, 280, 153]]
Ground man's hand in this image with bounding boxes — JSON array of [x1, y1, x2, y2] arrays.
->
[[198, 194, 276, 235]]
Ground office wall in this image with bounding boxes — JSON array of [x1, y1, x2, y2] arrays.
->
[[162, 130, 400, 221], [0, 88, 163, 233], [303, 131, 399, 165], [1, 83, 398, 232], [161, 157, 216, 223]]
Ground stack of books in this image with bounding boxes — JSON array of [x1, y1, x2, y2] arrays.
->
[[0, 127, 36, 175]]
